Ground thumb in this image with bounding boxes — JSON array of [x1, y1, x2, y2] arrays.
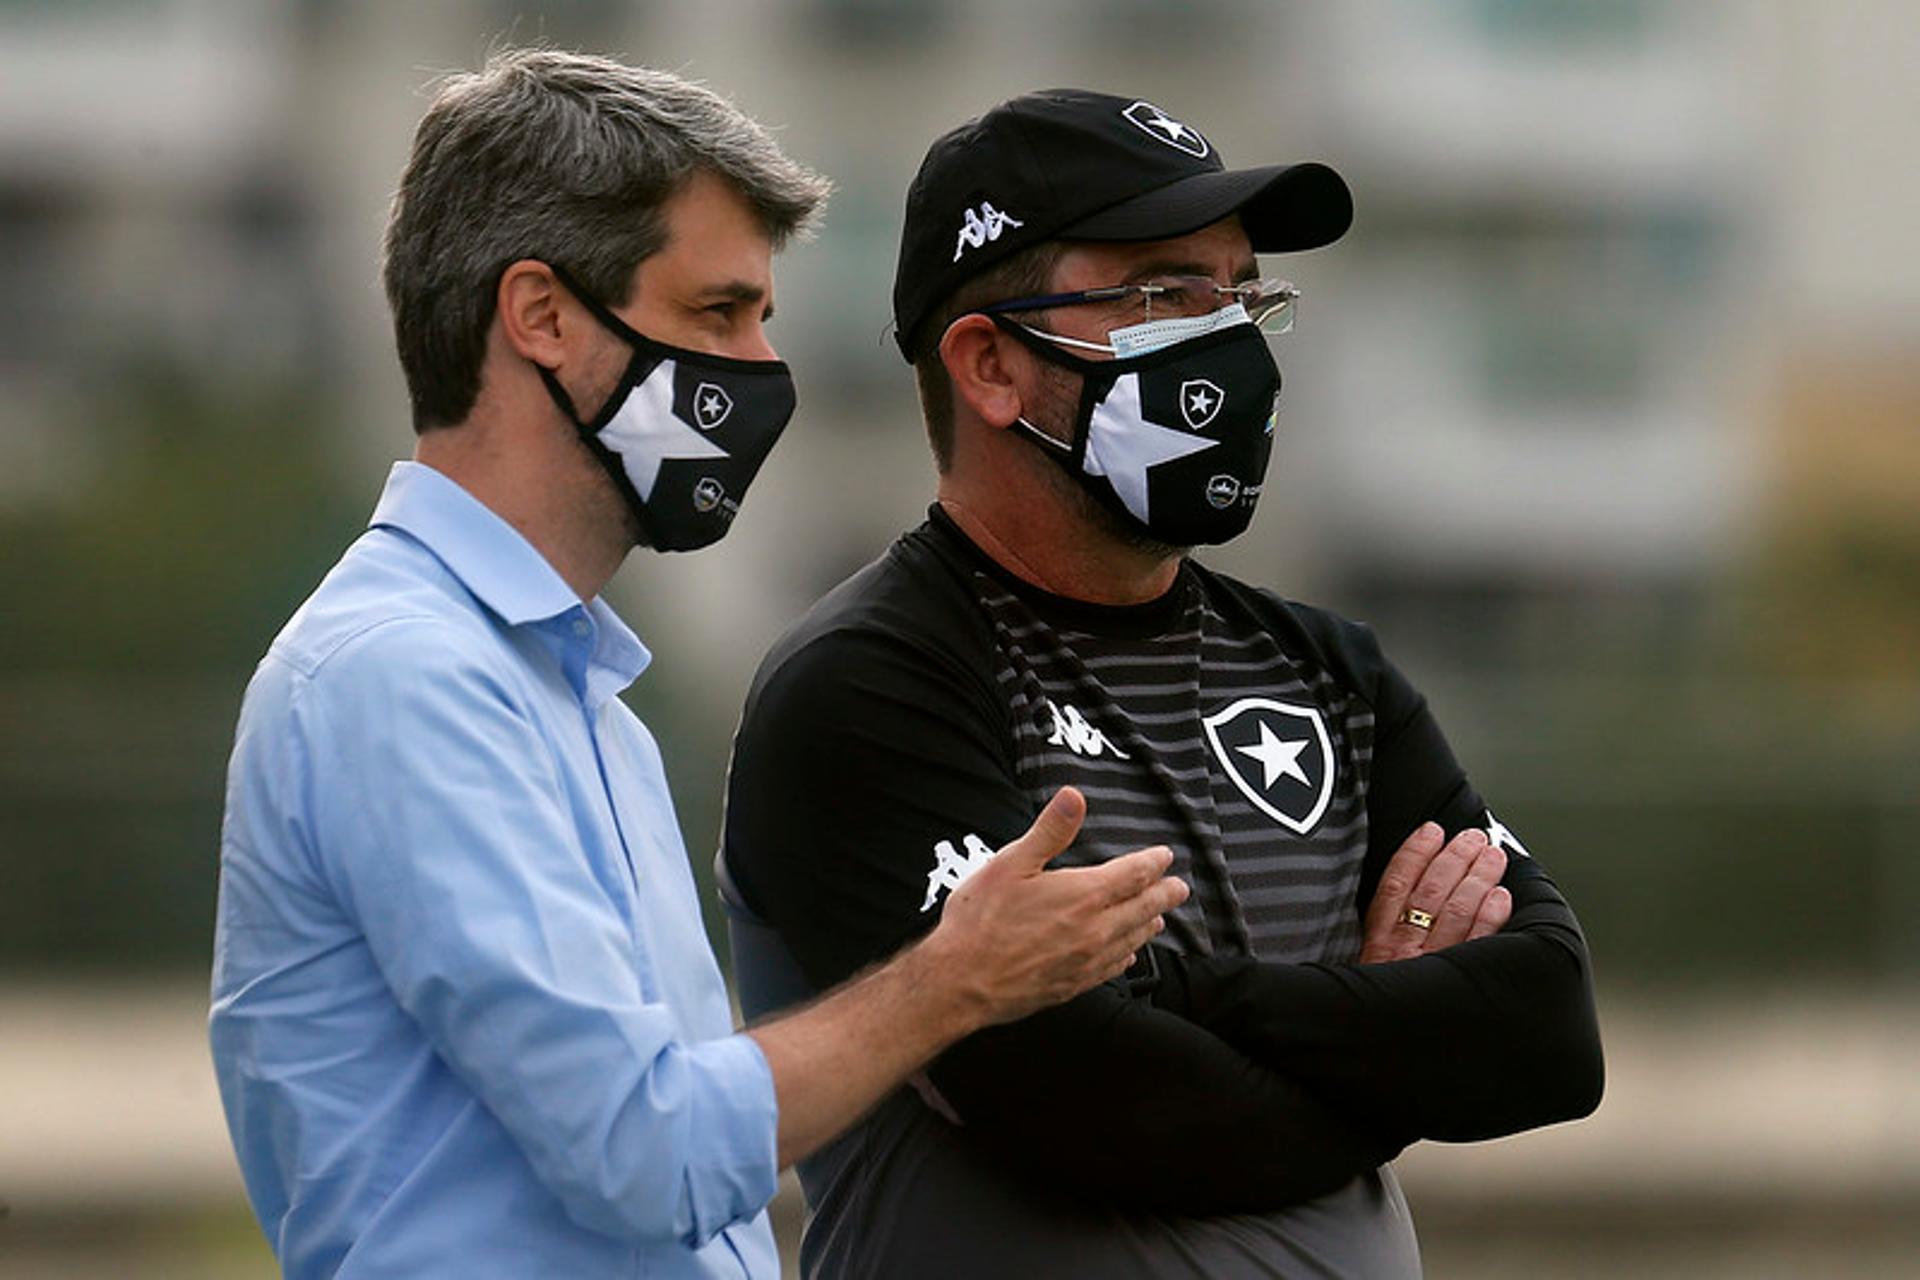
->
[[994, 787, 1086, 876]]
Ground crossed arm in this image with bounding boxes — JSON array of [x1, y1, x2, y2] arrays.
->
[[924, 819, 1601, 1213]]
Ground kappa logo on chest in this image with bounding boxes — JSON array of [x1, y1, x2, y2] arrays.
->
[[1042, 698, 1131, 760]]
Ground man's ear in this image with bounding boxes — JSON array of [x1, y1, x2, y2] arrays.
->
[[497, 259, 569, 370], [940, 314, 1030, 430]]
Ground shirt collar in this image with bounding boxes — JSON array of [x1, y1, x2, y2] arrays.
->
[[369, 461, 651, 688]]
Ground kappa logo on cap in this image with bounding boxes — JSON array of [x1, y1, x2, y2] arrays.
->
[[953, 200, 1025, 262], [1121, 101, 1210, 159], [692, 382, 733, 430]]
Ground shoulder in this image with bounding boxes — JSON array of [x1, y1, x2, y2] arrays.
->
[[226, 546, 524, 873], [268, 528, 496, 678], [1191, 564, 1393, 708], [746, 523, 1000, 714], [253, 531, 527, 737]]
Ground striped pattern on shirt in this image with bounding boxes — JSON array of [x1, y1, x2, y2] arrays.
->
[[975, 572, 1375, 966]]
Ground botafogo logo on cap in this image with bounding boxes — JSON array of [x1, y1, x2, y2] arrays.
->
[[1120, 101, 1210, 158]]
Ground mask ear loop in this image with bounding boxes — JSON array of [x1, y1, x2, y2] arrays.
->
[[1016, 324, 1116, 356], [547, 262, 649, 346], [534, 261, 657, 434], [1010, 417, 1072, 454], [1060, 353, 1124, 480], [535, 364, 584, 423], [535, 364, 666, 552], [987, 315, 1116, 475], [529, 271, 669, 553]]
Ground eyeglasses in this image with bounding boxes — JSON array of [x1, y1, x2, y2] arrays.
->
[[980, 275, 1300, 334]]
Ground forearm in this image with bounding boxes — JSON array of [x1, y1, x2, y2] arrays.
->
[[1152, 862, 1603, 1141], [927, 984, 1404, 1214], [746, 929, 987, 1169]]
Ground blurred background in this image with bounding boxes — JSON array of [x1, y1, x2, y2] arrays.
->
[[1, 0, 1915, 1275]]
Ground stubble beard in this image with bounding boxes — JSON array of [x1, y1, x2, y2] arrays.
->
[[1025, 361, 1190, 564], [557, 356, 650, 552]]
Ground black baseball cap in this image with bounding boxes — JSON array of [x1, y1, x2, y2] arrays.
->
[[892, 88, 1352, 360]]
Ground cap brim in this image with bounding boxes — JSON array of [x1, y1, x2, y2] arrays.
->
[[1061, 161, 1352, 253]]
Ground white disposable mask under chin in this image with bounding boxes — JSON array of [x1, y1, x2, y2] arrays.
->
[[1023, 303, 1254, 359]]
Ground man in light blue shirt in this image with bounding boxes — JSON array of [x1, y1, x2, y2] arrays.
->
[[210, 50, 1185, 1278]]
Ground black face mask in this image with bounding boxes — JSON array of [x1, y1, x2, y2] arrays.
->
[[538, 266, 797, 552], [993, 317, 1282, 548]]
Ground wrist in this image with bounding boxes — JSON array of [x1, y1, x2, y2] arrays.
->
[[897, 924, 992, 1044]]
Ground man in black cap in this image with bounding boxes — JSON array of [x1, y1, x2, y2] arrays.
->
[[721, 90, 1603, 1277]]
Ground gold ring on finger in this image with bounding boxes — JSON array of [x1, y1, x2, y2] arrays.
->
[[1402, 907, 1435, 930]]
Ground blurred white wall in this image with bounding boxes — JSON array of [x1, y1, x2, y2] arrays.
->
[[6, 0, 1914, 688]]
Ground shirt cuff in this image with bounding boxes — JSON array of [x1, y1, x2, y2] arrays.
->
[[679, 1031, 780, 1246]]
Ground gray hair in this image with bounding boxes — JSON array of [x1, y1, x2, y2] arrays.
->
[[383, 48, 832, 432]]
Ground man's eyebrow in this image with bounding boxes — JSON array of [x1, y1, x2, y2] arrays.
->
[[1122, 258, 1262, 284], [692, 279, 775, 321]]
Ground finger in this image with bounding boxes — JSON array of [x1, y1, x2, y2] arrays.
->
[[1368, 829, 1488, 962], [1363, 821, 1445, 937], [1150, 875, 1188, 914], [1400, 827, 1486, 926], [1466, 885, 1512, 941], [1099, 950, 1139, 985], [1087, 875, 1184, 976], [1117, 897, 1174, 946], [1077, 845, 1177, 904], [1089, 874, 1187, 958], [1128, 870, 1189, 919], [1141, 914, 1168, 948], [991, 787, 1087, 875], [1104, 912, 1171, 982], [1426, 842, 1507, 950]]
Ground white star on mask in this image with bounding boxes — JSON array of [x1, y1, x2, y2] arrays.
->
[[1082, 374, 1219, 523], [1236, 721, 1311, 790], [1187, 386, 1216, 417], [598, 358, 728, 500]]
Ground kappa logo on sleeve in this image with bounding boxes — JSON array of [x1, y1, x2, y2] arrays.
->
[[920, 833, 997, 912], [1484, 809, 1532, 858]]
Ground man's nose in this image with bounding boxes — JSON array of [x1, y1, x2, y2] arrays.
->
[[734, 319, 778, 363]]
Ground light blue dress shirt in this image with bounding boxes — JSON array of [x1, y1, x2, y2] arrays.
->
[[211, 461, 780, 1279]]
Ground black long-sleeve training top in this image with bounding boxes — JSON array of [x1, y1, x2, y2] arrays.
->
[[721, 505, 1602, 1280]]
